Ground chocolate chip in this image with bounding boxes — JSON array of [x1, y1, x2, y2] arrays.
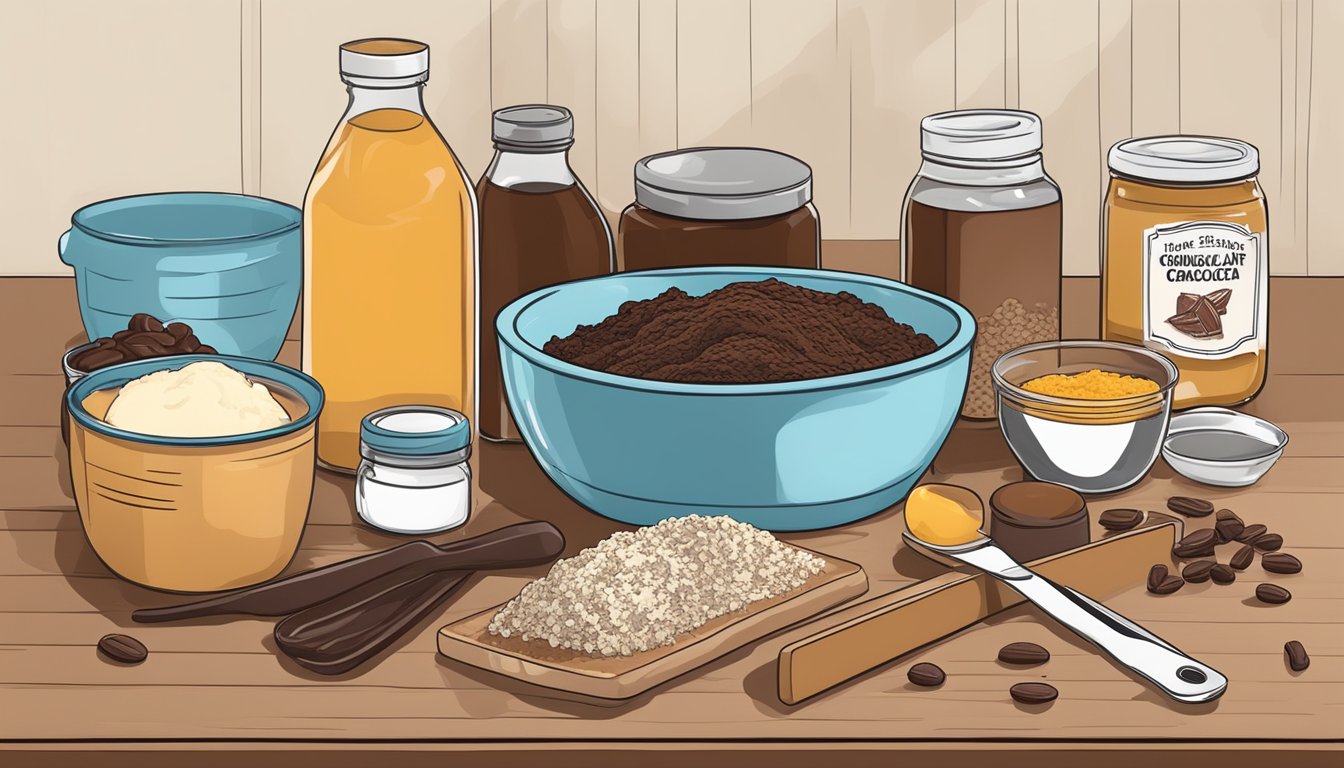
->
[[1167, 496, 1215, 517], [1285, 641, 1309, 671], [166, 322, 191, 341], [71, 347, 125, 372], [998, 642, 1050, 665], [1252, 533, 1283, 552], [1009, 682, 1058, 705], [98, 633, 148, 664], [1236, 523, 1268, 543], [1255, 584, 1291, 604], [1099, 508, 1143, 531], [1210, 564, 1236, 585], [1261, 553, 1302, 574], [907, 662, 945, 687], [1147, 564, 1168, 592], [1229, 545, 1255, 571], [128, 313, 164, 333], [1182, 560, 1215, 583], [1173, 528, 1218, 558]]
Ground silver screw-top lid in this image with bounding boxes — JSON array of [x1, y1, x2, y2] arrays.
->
[[492, 105, 574, 150], [634, 147, 813, 221], [920, 110, 1043, 161], [1108, 136, 1259, 184], [339, 38, 429, 84]]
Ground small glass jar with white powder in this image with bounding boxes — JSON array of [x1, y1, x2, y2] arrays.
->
[[356, 406, 472, 534]]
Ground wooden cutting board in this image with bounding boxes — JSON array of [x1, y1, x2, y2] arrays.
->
[[777, 519, 1180, 705], [438, 548, 867, 700]]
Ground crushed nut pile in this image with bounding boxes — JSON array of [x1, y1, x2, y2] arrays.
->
[[486, 515, 825, 657]]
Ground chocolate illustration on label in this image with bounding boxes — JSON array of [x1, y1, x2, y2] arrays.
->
[[1142, 220, 1263, 359]]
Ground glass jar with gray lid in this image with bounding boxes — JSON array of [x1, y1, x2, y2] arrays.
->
[[619, 147, 820, 271]]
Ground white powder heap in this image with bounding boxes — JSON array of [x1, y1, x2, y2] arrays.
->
[[487, 515, 825, 657]]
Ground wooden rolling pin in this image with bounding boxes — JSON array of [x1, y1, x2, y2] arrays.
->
[[777, 521, 1177, 705]]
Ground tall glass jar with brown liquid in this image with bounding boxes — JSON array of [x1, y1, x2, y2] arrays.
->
[[1103, 137, 1268, 409], [902, 110, 1062, 419], [304, 39, 477, 471], [477, 106, 613, 442]]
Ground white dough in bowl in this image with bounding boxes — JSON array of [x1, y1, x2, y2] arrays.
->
[[104, 361, 291, 438]]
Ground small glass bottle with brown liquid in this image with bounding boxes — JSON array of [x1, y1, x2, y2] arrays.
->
[[902, 110, 1063, 420], [477, 105, 613, 442], [304, 39, 477, 471]]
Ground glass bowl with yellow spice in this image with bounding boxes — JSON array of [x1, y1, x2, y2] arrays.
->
[[992, 341, 1178, 493]]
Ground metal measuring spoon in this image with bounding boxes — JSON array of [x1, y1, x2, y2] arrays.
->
[[902, 484, 1227, 703]]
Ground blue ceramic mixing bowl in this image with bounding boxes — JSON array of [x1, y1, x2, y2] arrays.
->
[[58, 192, 301, 360], [496, 267, 975, 531]]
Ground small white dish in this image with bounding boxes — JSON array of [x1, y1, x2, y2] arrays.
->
[[1162, 407, 1288, 487]]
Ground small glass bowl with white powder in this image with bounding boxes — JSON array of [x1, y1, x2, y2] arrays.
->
[[356, 406, 472, 535]]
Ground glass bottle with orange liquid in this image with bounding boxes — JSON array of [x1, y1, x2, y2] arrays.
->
[[304, 38, 476, 472]]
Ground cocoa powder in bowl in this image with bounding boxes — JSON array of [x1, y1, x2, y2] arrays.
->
[[542, 278, 939, 384]]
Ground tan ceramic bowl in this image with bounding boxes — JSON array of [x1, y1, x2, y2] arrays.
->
[[65, 355, 323, 593]]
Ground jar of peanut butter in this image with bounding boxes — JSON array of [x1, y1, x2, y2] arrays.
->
[[1103, 137, 1268, 409]]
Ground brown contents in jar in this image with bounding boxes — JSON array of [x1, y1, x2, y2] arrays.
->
[[905, 200, 1061, 419], [619, 205, 819, 271], [477, 180, 612, 441], [542, 278, 938, 384]]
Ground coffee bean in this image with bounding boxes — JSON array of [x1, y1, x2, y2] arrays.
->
[[1252, 533, 1283, 552], [1255, 584, 1291, 604], [1099, 508, 1143, 532], [129, 313, 164, 333], [1214, 510, 1245, 542], [998, 642, 1050, 665], [1236, 523, 1268, 543], [179, 333, 201, 352], [1285, 641, 1310, 672], [1229, 545, 1255, 571], [97, 633, 148, 664], [1210, 564, 1236, 585], [197, 344, 218, 354], [907, 662, 945, 687], [1167, 496, 1214, 517], [1009, 682, 1058, 704], [1147, 564, 1168, 592], [1262, 553, 1302, 575], [1182, 560, 1215, 583], [1173, 528, 1217, 558], [1150, 575, 1185, 595], [72, 348, 125, 372], [166, 322, 191, 341]]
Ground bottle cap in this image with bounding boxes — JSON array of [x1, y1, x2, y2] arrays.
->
[[1108, 136, 1259, 184], [634, 147, 812, 221], [920, 110, 1043, 162], [360, 406, 470, 460], [339, 38, 429, 84], [492, 105, 574, 150]]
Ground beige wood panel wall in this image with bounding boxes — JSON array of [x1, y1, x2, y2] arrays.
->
[[4, 0, 1340, 276]]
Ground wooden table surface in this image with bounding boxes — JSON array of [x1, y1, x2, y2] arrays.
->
[[2, 278, 1341, 767]]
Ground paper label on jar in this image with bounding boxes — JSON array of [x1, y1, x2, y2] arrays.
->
[[1142, 220, 1265, 360]]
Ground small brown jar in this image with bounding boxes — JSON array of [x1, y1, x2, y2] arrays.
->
[[618, 147, 820, 271], [988, 481, 1089, 563]]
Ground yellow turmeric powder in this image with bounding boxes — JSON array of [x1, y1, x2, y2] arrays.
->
[[1022, 368, 1159, 399]]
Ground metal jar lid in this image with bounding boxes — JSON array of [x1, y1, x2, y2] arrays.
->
[[1108, 136, 1259, 184], [920, 110, 1042, 161], [360, 406, 471, 463], [492, 104, 574, 151], [634, 147, 812, 221]]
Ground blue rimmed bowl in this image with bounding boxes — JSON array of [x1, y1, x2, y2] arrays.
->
[[496, 267, 975, 531], [66, 355, 323, 592], [58, 192, 300, 360]]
